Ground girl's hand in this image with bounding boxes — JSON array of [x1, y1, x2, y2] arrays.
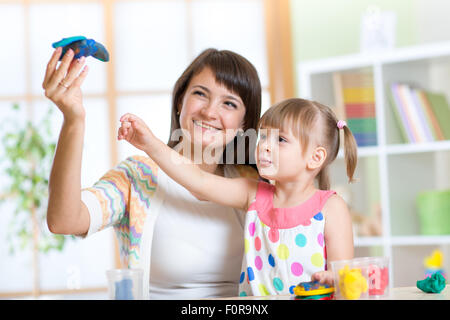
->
[[42, 47, 89, 122], [311, 270, 334, 287], [118, 113, 155, 151]]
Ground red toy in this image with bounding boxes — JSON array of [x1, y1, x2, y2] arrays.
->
[[368, 265, 389, 296]]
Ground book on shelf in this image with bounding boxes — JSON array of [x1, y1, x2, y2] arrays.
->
[[332, 71, 377, 147], [389, 83, 450, 143], [414, 90, 445, 141], [424, 91, 450, 140]]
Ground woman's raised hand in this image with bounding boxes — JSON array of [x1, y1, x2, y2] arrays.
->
[[42, 47, 89, 122], [118, 113, 155, 152]]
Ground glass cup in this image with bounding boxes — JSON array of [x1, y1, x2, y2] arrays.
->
[[366, 256, 390, 299], [331, 257, 390, 300], [331, 258, 370, 300], [106, 269, 144, 300]]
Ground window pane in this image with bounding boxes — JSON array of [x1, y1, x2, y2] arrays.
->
[[191, 0, 269, 87], [82, 98, 112, 187], [29, 3, 106, 95], [0, 101, 30, 292], [0, 100, 28, 191], [0, 197, 33, 291], [40, 228, 114, 292], [117, 94, 172, 160], [0, 5, 26, 95], [31, 99, 111, 189], [115, 0, 189, 91]]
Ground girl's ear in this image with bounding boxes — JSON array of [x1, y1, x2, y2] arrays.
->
[[307, 146, 327, 170]]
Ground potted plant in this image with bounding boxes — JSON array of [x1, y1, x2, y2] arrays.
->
[[0, 104, 75, 297]]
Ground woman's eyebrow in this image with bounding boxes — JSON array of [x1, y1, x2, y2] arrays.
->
[[224, 95, 242, 103], [192, 85, 209, 92], [192, 85, 242, 104]]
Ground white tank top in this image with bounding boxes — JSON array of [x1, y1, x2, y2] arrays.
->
[[149, 165, 245, 299]]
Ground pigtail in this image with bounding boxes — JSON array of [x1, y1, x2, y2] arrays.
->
[[342, 125, 358, 183]]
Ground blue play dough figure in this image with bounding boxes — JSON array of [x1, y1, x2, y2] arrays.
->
[[114, 278, 134, 300], [52, 36, 109, 62]]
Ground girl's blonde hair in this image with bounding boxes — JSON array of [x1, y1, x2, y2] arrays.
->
[[258, 98, 357, 190]]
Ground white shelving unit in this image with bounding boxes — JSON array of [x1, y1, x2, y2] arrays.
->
[[298, 42, 450, 287]]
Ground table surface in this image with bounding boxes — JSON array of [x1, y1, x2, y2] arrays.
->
[[13, 285, 449, 300], [208, 285, 449, 300]]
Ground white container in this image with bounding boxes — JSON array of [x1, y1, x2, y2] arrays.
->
[[106, 269, 144, 300]]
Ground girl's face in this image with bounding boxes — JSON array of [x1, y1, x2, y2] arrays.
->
[[178, 67, 246, 152], [256, 126, 313, 182]]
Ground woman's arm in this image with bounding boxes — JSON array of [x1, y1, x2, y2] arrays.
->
[[311, 194, 354, 285], [43, 48, 91, 236], [118, 113, 257, 211]]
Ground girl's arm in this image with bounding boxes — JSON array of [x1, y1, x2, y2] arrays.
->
[[118, 113, 257, 211], [311, 194, 354, 285]]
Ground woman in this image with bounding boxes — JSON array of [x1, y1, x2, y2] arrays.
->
[[43, 47, 262, 299]]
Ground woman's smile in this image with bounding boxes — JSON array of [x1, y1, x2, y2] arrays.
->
[[193, 120, 222, 132]]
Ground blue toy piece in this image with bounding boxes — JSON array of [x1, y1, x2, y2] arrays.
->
[[52, 36, 109, 62], [293, 280, 335, 300], [114, 278, 134, 300]]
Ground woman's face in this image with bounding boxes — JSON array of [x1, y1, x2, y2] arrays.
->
[[178, 67, 246, 152]]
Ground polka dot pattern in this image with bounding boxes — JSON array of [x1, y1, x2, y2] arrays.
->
[[291, 262, 303, 276], [277, 244, 289, 260], [254, 236, 261, 251], [247, 267, 255, 281], [268, 254, 275, 267], [248, 222, 256, 236], [268, 228, 279, 243], [317, 233, 324, 247], [255, 256, 263, 270], [273, 278, 284, 291], [239, 188, 335, 296], [311, 252, 324, 267], [239, 272, 245, 284], [313, 212, 323, 221], [295, 233, 307, 247], [258, 284, 269, 296]]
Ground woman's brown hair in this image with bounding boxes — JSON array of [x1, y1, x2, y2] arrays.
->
[[167, 48, 262, 166], [258, 98, 358, 190]]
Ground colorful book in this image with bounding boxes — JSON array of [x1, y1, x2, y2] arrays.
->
[[343, 87, 375, 104], [389, 83, 450, 143], [347, 118, 377, 133], [409, 86, 434, 142], [414, 89, 445, 140], [389, 83, 415, 143], [353, 132, 378, 146], [333, 71, 377, 147], [425, 91, 450, 140], [397, 84, 427, 143], [345, 103, 376, 118]]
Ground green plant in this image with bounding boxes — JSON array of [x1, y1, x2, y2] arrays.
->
[[0, 103, 75, 255]]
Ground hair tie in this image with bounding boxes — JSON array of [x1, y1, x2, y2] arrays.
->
[[337, 120, 347, 130]]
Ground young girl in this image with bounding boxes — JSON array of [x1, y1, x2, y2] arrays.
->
[[118, 98, 357, 297]]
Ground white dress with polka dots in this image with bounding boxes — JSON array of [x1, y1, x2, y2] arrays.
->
[[238, 181, 336, 296]]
